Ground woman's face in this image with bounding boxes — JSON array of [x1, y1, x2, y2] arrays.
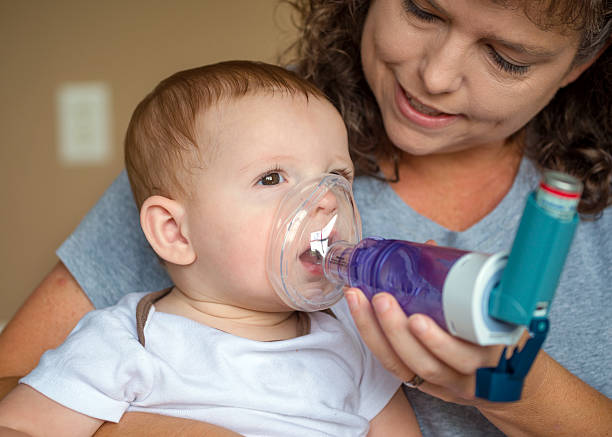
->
[[361, 0, 585, 156]]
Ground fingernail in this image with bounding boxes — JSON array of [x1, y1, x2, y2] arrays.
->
[[345, 290, 358, 312], [372, 295, 390, 314], [411, 316, 428, 334]]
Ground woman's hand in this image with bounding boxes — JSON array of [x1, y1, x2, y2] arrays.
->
[[344, 287, 612, 436], [343, 288, 503, 406]]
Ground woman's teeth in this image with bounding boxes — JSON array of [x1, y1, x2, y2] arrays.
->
[[406, 94, 444, 116]]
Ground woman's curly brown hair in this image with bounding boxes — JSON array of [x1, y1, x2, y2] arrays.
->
[[280, 0, 612, 216]]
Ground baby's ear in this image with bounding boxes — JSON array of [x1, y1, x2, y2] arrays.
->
[[140, 196, 195, 265]]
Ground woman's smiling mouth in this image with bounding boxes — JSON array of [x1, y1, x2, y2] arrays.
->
[[395, 82, 460, 129], [405, 93, 444, 116]]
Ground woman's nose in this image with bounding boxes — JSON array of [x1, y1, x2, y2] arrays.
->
[[418, 33, 465, 95]]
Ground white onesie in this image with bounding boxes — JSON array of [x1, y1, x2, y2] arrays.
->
[[22, 291, 400, 437]]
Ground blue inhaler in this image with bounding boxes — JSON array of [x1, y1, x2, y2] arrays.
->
[[475, 171, 582, 401], [266, 171, 581, 401]]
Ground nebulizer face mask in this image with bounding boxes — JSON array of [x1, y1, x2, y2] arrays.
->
[[266, 174, 361, 312]]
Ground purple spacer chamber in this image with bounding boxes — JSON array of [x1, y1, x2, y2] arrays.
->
[[324, 238, 471, 330]]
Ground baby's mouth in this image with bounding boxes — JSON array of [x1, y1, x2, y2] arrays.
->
[[300, 248, 323, 265], [299, 248, 325, 276], [300, 214, 337, 276], [299, 233, 336, 276]]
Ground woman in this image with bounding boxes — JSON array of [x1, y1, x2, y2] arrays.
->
[[1, 0, 610, 435], [284, 0, 612, 435]]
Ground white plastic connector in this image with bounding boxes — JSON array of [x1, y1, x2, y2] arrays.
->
[[310, 214, 337, 257], [442, 252, 525, 346]]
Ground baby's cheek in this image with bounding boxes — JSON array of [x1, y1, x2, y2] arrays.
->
[[224, 240, 266, 275]]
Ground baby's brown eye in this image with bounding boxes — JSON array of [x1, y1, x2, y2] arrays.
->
[[259, 172, 284, 186]]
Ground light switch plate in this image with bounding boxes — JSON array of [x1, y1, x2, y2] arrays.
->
[[57, 82, 112, 165]]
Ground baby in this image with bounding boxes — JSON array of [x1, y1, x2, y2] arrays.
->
[[0, 61, 419, 436]]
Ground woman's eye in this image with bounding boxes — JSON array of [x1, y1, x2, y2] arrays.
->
[[258, 172, 285, 186], [402, 0, 440, 23], [487, 46, 530, 76]]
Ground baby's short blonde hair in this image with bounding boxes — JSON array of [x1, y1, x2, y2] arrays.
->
[[125, 60, 327, 208]]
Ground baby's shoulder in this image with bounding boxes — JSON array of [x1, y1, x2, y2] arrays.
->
[[75, 291, 150, 340]]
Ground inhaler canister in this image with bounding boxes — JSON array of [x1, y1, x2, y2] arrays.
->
[[488, 171, 582, 324], [475, 171, 582, 402]]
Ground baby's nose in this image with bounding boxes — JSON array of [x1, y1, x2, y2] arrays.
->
[[316, 191, 338, 215]]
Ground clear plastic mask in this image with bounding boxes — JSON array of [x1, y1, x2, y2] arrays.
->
[[267, 174, 362, 311]]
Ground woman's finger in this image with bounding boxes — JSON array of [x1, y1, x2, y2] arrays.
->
[[344, 288, 415, 381], [370, 293, 470, 391], [406, 314, 504, 374]]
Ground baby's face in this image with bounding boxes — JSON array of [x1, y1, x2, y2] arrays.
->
[[183, 93, 352, 311]]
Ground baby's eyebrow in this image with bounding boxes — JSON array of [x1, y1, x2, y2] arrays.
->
[[238, 155, 294, 173]]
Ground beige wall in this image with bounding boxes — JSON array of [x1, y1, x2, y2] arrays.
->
[[0, 1, 296, 322]]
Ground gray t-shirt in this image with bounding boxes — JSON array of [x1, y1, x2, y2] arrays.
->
[[352, 158, 611, 435], [58, 159, 611, 436]]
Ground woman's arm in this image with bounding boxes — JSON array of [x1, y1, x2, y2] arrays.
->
[[0, 385, 242, 437], [345, 288, 612, 437], [0, 264, 241, 437], [0, 262, 94, 379], [95, 413, 242, 436], [0, 384, 103, 437], [479, 352, 612, 436], [0, 380, 18, 404], [368, 388, 421, 437]]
